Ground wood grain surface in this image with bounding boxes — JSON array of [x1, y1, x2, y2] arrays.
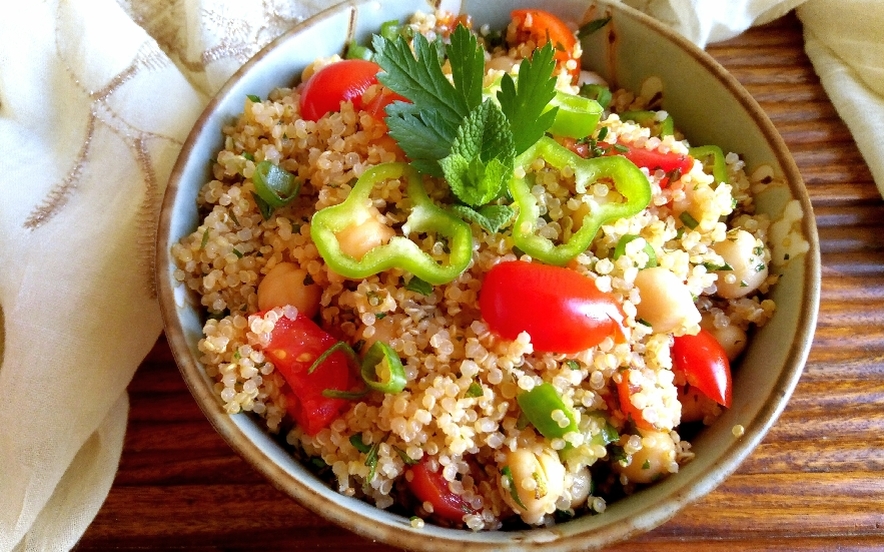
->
[[75, 11, 884, 551]]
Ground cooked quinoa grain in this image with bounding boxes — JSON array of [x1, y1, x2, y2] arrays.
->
[[172, 9, 788, 531]]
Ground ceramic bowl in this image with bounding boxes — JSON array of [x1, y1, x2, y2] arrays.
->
[[156, 0, 820, 549]]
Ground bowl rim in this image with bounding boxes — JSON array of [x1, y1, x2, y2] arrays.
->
[[155, 0, 821, 550]]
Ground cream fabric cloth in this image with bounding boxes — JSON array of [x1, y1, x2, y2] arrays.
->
[[0, 0, 880, 550]]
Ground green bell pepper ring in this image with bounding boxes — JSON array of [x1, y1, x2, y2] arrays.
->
[[689, 145, 729, 185], [311, 162, 473, 285], [510, 137, 651, 266], [545, 90, 603, 139]]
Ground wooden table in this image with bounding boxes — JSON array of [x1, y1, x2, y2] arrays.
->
[[76, 11, 884, 551]]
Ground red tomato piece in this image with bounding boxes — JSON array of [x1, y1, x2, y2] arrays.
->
[[264, 311, 354, 435], [478, 261, 626, 354], [605, 142, 693, 186], [671, 327, 732, 408], [510, 9, 580, 83], [616, 373, 655, 431], [299, 59, 381, 121], [406, 458, 473, 523]]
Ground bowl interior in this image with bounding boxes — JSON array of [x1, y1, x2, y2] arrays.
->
[[156, 0, 820, 550]]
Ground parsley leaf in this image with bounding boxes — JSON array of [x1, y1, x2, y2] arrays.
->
[[373, 31, 470, 175], [446, 25, 485, 112], [497, 42, 558, 155], [440, 100, 515, 207]]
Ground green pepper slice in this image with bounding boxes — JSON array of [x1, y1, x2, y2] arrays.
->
[[311, 162, 473, 285], [689, 145, 729, 185], [510, 137, 651, 266], [517, 382, 579, 441], [361, 341, 406, 394]]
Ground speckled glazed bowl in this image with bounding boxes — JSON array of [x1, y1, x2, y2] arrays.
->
[[156, 0, 820, 549]]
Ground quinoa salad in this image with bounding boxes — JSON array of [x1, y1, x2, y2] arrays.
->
[[171, 9, 793, 531]]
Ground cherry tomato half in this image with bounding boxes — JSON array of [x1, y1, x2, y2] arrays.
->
[[605, 142, 693, 187], [671, 327, 732, 408], [299, 59, 381, 121], [479, 261, 626, 354], [406, 458, 474, 523], [264, 311, 354, 435], [510, 9, 580, 83]]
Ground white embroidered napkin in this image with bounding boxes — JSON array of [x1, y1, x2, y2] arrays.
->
[[0, 1, 331, 550]]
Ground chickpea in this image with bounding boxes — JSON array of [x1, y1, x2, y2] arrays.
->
[[567, 465, 593, 510], [634, 267, 701, 334], [679, 385, 720, 424], [334, 205, 395, 261], [615, 430, 677, 484], [700, 317, 747, 361], [500, 449, 566, 525], [713, 229, 768, 299], [257, 262, 321, 318]]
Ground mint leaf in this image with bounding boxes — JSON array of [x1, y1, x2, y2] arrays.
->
[[439, 100, 515, 207], [451, 204, 515, 233], [498, 42, 558, 154]]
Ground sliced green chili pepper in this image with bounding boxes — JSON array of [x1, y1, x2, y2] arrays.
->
[[516, 382, 579, 441], [578, 83, 612, 109], [689, 145, 729, 185], [253, 160, 300, 209], [310, 162, 473, 285], [620, 109, 674, 137], [612, 234, 657, 268], [511, 137, 651, 266], [346, 40, 373, 60], [361, 341, 406, 394], [545, 91, 603, 139]]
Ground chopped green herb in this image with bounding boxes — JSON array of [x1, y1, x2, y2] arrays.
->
[[703, 261, 734, 272], [349, 433, 371, 454], [679, 211, 699, 230], [501, 466, 527, 509], [577, 16, 612, 38], [242, 152, 255, 161], [466, 382, 484, 398], [393, 445, 418, 465], [565, 359, 580, 370], [246, 94, 261, 103], [199, 228, 209, 250], [642, 459, 651, 470], [613, 143, 629, 153], [405, 276, 433, 296], [231, 248, 243, 259]]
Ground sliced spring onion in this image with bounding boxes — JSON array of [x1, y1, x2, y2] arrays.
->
[[253, 160, 300, 209], [516, 383, 579, 441], [360, 341, 406, 394]]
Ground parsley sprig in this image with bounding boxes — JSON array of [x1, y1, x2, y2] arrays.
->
[[373, 24, 559, 233]]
